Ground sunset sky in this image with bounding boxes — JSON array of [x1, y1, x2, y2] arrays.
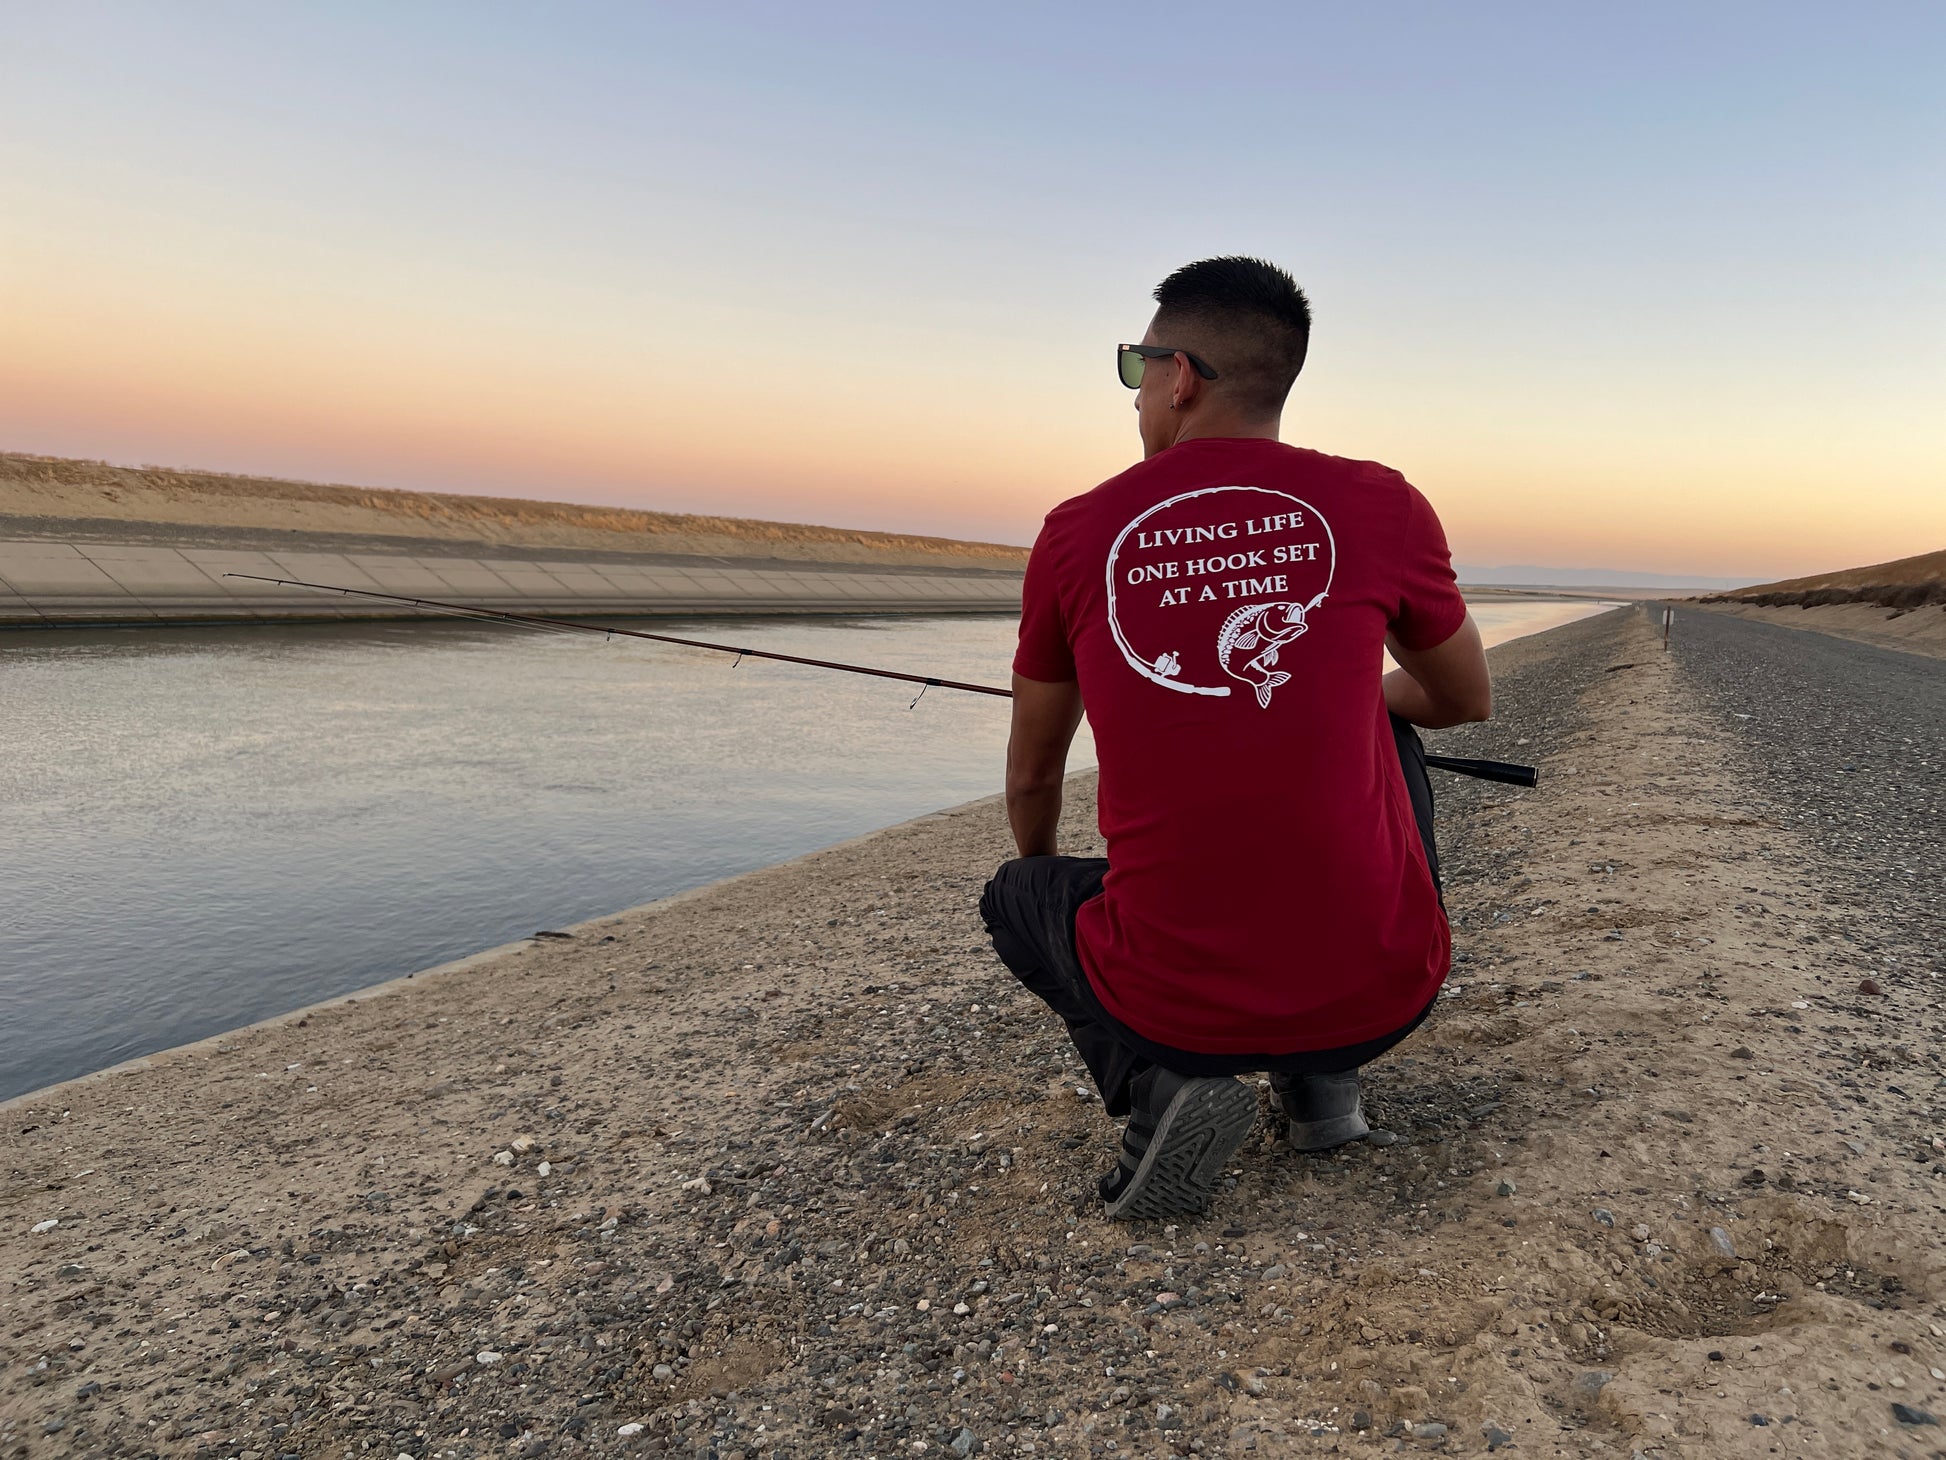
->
[[3, 2, 1940, 579]]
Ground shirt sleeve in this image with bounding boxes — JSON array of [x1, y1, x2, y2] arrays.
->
[[1012, 517, 1078, 682], [1390, 481, 1469, 652]]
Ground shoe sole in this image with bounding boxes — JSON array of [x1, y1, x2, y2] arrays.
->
[[1104, 1077, 1258, 1221]]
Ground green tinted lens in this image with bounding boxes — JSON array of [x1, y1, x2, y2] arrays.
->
[[1118, 348, 1144, 389]]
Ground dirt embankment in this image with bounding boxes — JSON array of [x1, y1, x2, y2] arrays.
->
[[0, 453, 1031, 571], [1693, 547, 1946, 658], [1706, 548, 1946, 607], [4, 609, 1943, 1459]]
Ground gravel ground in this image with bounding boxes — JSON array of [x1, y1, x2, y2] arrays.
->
[[6, 606, 1945, 1460], [1666, 605, 1945, 967]]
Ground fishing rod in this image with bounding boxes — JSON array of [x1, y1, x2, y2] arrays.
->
[[225, 573, 1010, 700], [1421, 754, 1537, 788], [224, 573, 1539, 786]]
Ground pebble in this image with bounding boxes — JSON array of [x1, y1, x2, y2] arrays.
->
[[652, 1364, 675, 1380], [30, 1219, 59, 1234], [1484, 1424, 1514, 1450], [1891, 1403, 1938, 1426], [1858, 978, 1884, 996], [1708, 1227, 1738, 1260], [951, 1429, 976, 1457], [1730, 1046, 1755, 1060], [491, 1150, 514, 1166], [1411, 1422, 1448, 1439], [617, 1423, 645, 1437], [1593, 1208, 1615, 1227], [1495, 1179, 1516, 1197], [475, 1351, 503, 1365], [1631, 1224, 1652, 1242], [1367, 1129, 1398, 1146]]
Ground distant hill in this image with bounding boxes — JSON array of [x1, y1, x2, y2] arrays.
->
[[1457, 564, 1752, 591], [0, 452, 1030, 571], [1702, 548, 1946, 610]]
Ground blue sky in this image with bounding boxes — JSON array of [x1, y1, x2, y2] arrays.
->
[[3, 1, 1941, 575]]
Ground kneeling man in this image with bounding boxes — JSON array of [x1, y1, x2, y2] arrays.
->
[[981, 256, 1491, 1220]]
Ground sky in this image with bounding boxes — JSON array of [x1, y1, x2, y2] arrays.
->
[[2, 2, 1941, 579]]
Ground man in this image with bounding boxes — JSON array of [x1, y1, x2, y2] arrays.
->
[[980, 256, 1491, 1221]]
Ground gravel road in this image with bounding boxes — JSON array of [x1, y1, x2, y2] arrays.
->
[[1666, 606, 1944, 969]]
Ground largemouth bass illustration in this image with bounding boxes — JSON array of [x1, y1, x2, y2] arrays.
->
[[1215, 594, 1324, 707]]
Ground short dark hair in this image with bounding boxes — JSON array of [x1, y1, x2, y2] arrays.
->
[[1151, 256, 1312, 416]]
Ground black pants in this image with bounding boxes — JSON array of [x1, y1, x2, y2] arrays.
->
[[979, 716, 1441, 1118]]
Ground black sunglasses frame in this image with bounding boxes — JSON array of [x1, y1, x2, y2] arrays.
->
[[1118, 342, 1219, 389]]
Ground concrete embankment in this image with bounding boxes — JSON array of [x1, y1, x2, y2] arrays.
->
[[0, 538, 1020, 626], [7, 605, 1944, 1457]]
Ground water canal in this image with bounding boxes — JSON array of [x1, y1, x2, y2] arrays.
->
[[0, 599, 1608, 1099]]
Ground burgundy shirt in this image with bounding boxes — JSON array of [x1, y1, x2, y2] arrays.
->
[[1014, 437, 1468, 1053]]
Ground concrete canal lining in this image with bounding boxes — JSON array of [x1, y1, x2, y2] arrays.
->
[[0, 539, 1022, 626]]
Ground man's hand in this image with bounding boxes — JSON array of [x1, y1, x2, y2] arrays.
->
[[1006, 673, 1085, 858], [1384, 613, 1492, 729]]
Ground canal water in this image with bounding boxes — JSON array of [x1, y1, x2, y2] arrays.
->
[[0, 599, 1607, 1101]]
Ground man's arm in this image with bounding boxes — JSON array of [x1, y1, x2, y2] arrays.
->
[[1005, 673, 1085, 858], [1384, 612, 1492, 729]]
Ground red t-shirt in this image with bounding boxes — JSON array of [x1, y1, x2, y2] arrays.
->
[[1014, 437, 1468, 1054]]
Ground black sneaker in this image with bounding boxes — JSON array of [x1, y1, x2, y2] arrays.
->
[[1098, 1067, 1258, 1221], [1269, 1069, 1371, 1152]]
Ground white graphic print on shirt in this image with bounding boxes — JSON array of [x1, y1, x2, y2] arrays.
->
[[1104, 484, 1336, 708]]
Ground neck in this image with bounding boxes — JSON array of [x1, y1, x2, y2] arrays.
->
[[1166, 409, 1281, 450]]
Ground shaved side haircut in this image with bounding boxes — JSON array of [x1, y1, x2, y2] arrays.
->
[[1152, 256, 1313, 418]]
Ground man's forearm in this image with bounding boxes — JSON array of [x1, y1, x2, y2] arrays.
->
[[1006, 782, 1063, 859], [1383, 665, 1487, 729]]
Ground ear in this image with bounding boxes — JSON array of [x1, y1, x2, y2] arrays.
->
[[1170, 351, 1204, 411]]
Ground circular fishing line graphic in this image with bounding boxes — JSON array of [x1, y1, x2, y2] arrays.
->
[[1105, 484, 1336, 706]]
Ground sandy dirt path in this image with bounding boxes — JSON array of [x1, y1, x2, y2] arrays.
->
[[4, 608, 1942, 1460]]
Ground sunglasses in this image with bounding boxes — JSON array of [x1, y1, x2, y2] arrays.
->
[[1118, 342, 1220, 390]]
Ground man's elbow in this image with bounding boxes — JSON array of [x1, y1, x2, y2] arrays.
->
[[1427, 686, 1491, 729]]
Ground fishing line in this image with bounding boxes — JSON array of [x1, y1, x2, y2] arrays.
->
[[226, 574, 1011, 697], [223, 573, 1537, 785]]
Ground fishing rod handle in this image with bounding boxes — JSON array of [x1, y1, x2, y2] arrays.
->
[[1424, 754, 1539, 788]]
